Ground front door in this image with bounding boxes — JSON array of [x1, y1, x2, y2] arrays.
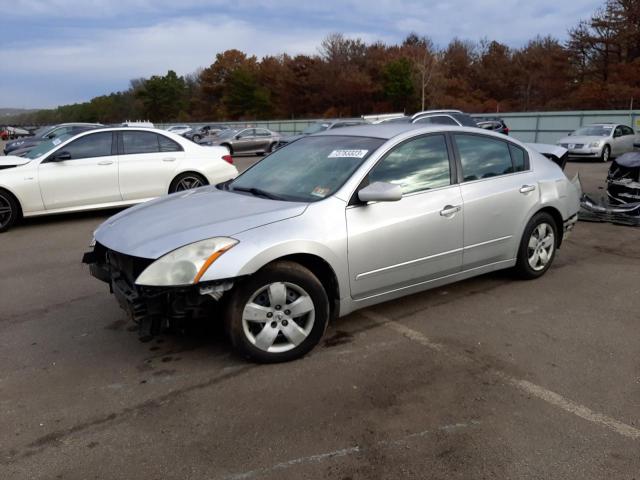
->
[[38, 131, 120, 210], [233, 129, 256, 154], [346, 134, 463, 299], [452, 133, 539, 269]]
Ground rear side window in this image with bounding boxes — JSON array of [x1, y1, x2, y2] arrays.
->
[[369, 134, 451, 194], [59, 132, 113, 160], [414, 115, 458, 126], [451, 113, 478, 127], [454, 134, 513, 181], [158, 134, 182, 152], [509, 144, 527, 172], [123, 131, 160, 154]]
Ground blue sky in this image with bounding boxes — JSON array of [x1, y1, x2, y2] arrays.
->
[[2, 0, 603, 109]]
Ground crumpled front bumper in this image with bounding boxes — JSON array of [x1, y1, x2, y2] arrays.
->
[[579, 194, 640, 226]]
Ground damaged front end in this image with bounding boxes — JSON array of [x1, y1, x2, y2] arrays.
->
[[82, 242, 236, 338], [579, 152, 640, 226]]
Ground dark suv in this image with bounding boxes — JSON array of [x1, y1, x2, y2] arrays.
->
[[4, 123, 102, 156]]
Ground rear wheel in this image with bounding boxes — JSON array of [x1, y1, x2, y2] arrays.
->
[[192, 134, 202, 142], [0, 190, 20, 233], [514, 212, 557, 279], [168, 172, 208, 193], [225, 261, 329, 363]]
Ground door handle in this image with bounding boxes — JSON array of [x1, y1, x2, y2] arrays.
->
[[97, 160, 114, 166], [519, 184, 536, 194], [162, 157, 176, 162], [440, 205, 461, 217]]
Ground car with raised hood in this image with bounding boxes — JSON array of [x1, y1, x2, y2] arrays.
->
[[84, 124, 581, 363], [0, 127, 237, 232], [3, 123, 102, 155], [276, 119, 367, 148], [556, 123, 639, 162]]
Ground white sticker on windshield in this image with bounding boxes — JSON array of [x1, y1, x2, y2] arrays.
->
[[52, 138, 62, 145], [328, 149, 368, 158]]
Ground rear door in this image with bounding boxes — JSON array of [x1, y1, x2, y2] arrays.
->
[[118, 130, 185, 200], [38, 131, 120, 210], [452, 133, 538, 269], [253, 129, 274, 152], [346, 134, 463, 299]]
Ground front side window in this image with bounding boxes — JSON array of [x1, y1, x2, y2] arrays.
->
[[56, 132, 113, 160], [122, 131, 160, 154], [622, 126, 634, 136], [237, 129, 254, 138], [454, 134, 513, 181], [229, 135, 384, 202], [369, 135, 451, 194]]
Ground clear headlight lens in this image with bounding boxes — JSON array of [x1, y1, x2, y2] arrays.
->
[[588, 141, 602, 148], [135, 237, 238, 286]]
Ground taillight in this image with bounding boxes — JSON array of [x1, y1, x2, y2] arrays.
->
[[504, 127, 509, 134], [222, 155, 233, 165]]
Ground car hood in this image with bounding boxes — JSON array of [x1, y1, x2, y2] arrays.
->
[[0, 155, 32, 168], [94, 186, 308, 259], [557, 135, 606, 145], [6, 138, 41, 151]]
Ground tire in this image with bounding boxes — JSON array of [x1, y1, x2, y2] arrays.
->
[[224, 261, 330, 363], [0, 189, 20, 233], [168, 172, 208, 193], [600, 145, 611, 162], [268, 142, 278, 153], [192, 134, 201, 142], [514, 212, 558, 279]]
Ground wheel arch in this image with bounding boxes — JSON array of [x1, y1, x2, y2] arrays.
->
[[257, 253, 341, 321], [533, 206, 564, 248], [220, 143, 233, 154], [168, 170, 209, 193]]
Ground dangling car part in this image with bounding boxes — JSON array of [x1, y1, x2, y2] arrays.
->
[[579, 152, 640, 226]]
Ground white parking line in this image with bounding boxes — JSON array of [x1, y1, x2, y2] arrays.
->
[[223, 421, 480, 480], [360, 310, 640, 440]]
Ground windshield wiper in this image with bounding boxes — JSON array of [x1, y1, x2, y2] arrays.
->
[[231, 186, 284, 200]]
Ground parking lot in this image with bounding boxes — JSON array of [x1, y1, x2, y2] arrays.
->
[[1, 142, 639, 479]]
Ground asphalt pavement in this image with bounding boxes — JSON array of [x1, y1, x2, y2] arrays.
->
[[0, 149, 639, 479]]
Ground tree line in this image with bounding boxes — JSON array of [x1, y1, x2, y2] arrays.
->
[[8, 0, 640, 125]]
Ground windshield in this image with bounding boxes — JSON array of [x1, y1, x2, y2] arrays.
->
[[229, 135, 385, 202], [25, 133, 74, 159], [573, 126, 612, 137], [301, 123, 330, 135]]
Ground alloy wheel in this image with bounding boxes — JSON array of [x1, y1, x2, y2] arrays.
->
[[527, 222, 555, 271], [0, 193, 13, 229], [175, 176, 203, 191], [241, 282, 315, 353]]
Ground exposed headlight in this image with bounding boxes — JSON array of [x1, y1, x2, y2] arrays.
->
[[135, 237, 238, 286], [588, 141, 602, 148]]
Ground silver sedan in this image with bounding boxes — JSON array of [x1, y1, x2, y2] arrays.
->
[[556, 123, 639, 162], [85, 124, 581, 363]]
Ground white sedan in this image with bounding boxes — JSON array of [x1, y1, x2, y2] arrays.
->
[[0, 127, 238, 232]]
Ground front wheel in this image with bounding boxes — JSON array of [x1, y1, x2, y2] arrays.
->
[[168, 172, 208, 193], [514, 212, 557, 279], [225, 261, 329, 363], [600, 145, 611, 162], [0, 190, 20, 233]]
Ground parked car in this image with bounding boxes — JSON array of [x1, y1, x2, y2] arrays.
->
[[4, 123, 102, 155], [477, 118, 510, 135], [207, 128, 281, 155], [166, 125, 193, 136], [277, 119, 367, 148], [184, 124, 228, 142], [0, 127, 237, 232], [84, 124, 581, 363], [377, 110, 478, 127], [556, 124, 639, 162]]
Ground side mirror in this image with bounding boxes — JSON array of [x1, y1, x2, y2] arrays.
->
[[235, 135, 241, 140], [51, 151, 71, 162], [567, 132, 572, 136], [358, 182, 403, 203]]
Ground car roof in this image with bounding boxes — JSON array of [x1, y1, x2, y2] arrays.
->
[[314, 123, 472, 140]]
